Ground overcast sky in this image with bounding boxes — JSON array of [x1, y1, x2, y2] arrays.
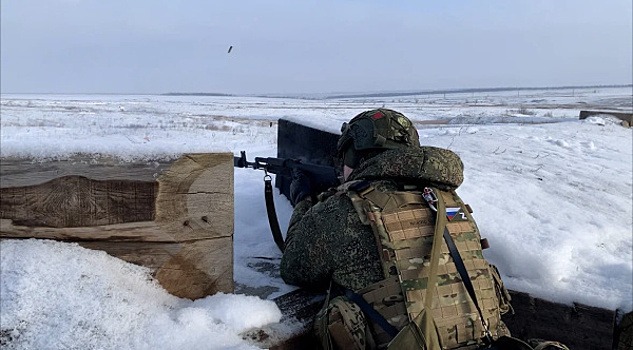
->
[[1, 0, 632, 95]]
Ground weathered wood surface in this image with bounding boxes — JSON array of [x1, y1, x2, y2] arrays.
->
[[1, 176, 158, 227], [269, 289, 325, 350], [0, 153, 234, 299], [502, 291, 616, 350], [0, 155, 174, 187], [579, 110, 633, 126]]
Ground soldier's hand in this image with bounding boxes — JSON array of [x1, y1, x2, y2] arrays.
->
[[290, 168, 313, 206]]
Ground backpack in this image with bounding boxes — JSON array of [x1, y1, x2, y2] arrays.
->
[[315, 180, 513, 350]]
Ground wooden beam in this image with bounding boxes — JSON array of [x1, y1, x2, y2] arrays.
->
[[270, 289, 324, 350], [0, 175, 157, 227], [0, 153, 234, 300], [502, 291, 616, 350]]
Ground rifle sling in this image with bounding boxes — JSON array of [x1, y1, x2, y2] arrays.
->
[[442, 225, 492, 341], [343, 287, 400, 338], [264, 177, 286, 252], [422, 189, 446, 350]]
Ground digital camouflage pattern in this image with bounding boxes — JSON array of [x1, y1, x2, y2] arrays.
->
[[281, 187, 384, 291], [280, 146, 465, 292], [350, 147, 464, 191]]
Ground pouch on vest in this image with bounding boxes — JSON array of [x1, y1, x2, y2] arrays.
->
[[314, 295, 376, 350], [489, 263, 513, 316], [340, 181, 512, 349]]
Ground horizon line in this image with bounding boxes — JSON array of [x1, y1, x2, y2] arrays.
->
[[1, 83, 631, 98]]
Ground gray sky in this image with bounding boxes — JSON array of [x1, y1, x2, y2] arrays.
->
[[1, 0, 632, 94]]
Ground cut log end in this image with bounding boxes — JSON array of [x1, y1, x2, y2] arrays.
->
[[1, 153, 235, 300]]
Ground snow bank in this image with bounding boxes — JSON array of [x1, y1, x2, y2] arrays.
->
[[0, 240, 283, 350]]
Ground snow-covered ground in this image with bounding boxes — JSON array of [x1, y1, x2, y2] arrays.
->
[[1, 86, 632, 349]]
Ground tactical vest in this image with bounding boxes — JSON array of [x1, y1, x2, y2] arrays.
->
[[331, 180, 512, 349]]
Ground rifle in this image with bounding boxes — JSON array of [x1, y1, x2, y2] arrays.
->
[[234, 151, 340, 252]]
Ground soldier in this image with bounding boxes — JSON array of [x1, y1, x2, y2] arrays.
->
[[280, 109, 566, 350]]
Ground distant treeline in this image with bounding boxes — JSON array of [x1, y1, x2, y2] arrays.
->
[[162, 92, 234, 97], [319, 84, 633, 100], [162, 84, 632, 100]]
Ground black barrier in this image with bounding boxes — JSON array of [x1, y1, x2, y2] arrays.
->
[[275, 119, 342, 200]]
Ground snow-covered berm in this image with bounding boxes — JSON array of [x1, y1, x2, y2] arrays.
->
[[1, 87, 632, 349], [0, 240, 286, 350]]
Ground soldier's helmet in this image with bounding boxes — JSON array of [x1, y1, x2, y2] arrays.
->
[[337, 108, 420, 167]]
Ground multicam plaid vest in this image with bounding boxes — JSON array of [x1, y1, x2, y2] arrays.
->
[[342, 181, 511, 349]]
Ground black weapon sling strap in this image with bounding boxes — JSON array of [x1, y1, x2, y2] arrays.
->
[[443, 226, 493, 343], [264, 175, 286, 252], [343, 287, 400, 338]]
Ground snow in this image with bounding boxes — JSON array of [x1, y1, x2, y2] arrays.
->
[[1, 86, 632, 348], [0, 239, 285, 350]]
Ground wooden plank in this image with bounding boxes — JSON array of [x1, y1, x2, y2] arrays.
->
[[502, 291, 615, 350], [154, 154, 233, 242], [1, 154, 233, 241], [0, 175, 157, 227], [78, 236, 234, 298], [0, 155, 174, 187], [270, 289, 324, 350], [0, 153, 234, 300]]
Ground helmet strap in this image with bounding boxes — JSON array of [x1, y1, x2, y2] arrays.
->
[[343, 147, 359, 168]]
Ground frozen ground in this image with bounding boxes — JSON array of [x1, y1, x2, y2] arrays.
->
[[1, 86, 632, 349]]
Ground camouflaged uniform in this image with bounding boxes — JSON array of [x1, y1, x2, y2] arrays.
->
[[281, 146, 518, 349], [280, 146, 464, 291]]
